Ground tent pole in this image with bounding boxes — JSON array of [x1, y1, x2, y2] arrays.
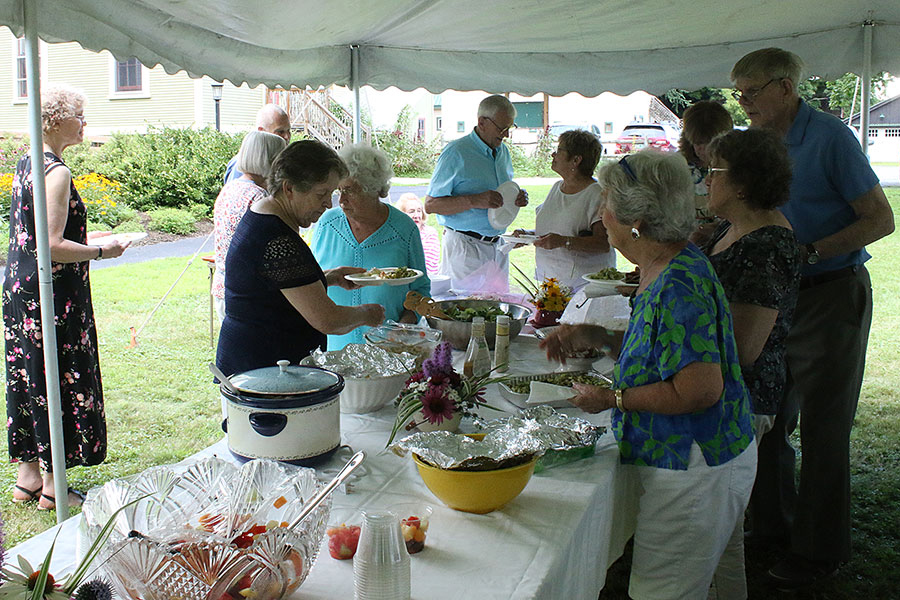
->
[[351, 44, 361, 144], [23, 0, 70, 521], [860, 19, 873, 156]]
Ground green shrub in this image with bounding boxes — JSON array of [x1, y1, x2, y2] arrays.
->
[[73, 172, 136, 228], [112, 218, 145, 234], [186, 202, 211, 220], [147, 207, 196, 235], [90, 126, 242, 213], [374, 106, 442, 177], [0, 135, 28, 173]]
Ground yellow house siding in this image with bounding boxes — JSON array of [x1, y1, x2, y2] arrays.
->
[[0, 27, 266, 137]]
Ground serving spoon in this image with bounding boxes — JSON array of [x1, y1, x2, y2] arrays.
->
[[289, 450, 366, 530], [208, 362, 240, 395]]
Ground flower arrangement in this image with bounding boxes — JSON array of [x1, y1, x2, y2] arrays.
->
[[387, 342, 505, 446], [0, 498, 142, 600], [511, 264, 572, 312]]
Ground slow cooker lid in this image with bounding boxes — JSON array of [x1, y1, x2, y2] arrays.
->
[[230, 360, 342, 396]]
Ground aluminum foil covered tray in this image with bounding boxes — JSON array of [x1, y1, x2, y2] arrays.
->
[[306, 343, 416, 378], [389, 406, 603, 471]]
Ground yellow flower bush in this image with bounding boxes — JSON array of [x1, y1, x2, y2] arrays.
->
[[73, 172, 134, 228]]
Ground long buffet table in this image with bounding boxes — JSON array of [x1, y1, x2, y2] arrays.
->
[[8, 335, 638, 600]]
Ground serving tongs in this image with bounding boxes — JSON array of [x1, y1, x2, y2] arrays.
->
[[404, 290, 448, 319], [288, 450, 366, 530]]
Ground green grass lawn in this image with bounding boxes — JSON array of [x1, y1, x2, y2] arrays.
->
[[0, 189, 898, 599]]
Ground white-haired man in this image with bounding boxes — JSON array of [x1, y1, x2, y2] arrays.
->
[[223, 103, 292, 183], [730, 47, 894, 589], [424, 94, 528, 290]]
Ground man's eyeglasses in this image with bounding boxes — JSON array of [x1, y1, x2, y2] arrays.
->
[[730, 78, 780, 103], [618, 156, 638, 183], [486, 116, 517, 135]]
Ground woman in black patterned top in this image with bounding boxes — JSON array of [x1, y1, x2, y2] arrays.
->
[[702, 127, 801, 598], [702, 128, 801, 423], [215, 141, 384, 377]]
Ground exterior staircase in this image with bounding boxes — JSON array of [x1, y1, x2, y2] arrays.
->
[[266, 87, 371, 150]]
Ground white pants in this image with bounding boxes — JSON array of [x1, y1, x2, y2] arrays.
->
[[628, 439, 758, 600], [439, 228, 509, 293], [708, 416, 775, 600]]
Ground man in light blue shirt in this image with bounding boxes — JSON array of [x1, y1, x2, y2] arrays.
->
[[223, 104, 292, 183], [425, 95, 528, 291]]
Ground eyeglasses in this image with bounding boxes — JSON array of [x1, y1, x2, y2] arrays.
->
[[707, 167, 729, 176], [730, 78, 780, 103], [618, 156, 638, 183], [485, 116, 517, 135], [74, 114, 86, 123]]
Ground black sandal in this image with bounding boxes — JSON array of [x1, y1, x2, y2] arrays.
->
[[12, 484, 42, 504], [38, 487, 85, 511]]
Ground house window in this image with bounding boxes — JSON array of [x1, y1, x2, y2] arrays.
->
[[417, 118, 426, 140], [884, 128, 900, 138], [457, 121, 465, 133], [436, 116, 442, 131], [15, 37, 27, 99], [604, 122, 614, 134], [116, 58, 142, 92]]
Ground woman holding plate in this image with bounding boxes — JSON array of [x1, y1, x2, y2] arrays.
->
[[311, 144, 430, 350], [216, 140, 384, 377], [540, 149, 756, 599], [4, 85, 129, 510], [516, 129, 613, 291]]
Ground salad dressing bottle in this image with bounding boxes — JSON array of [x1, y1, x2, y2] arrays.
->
[[463, 316, 492, 377], [493, 314, 510, 372]]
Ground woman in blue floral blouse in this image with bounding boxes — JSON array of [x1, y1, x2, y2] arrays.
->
[[540, 149, 756, 599]]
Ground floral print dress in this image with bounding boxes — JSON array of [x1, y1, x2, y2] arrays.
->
[[3, 151, 106, 471]]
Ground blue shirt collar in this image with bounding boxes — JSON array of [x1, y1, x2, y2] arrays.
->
[[468, 128, 496, 157], [785, 99, 811, 147]]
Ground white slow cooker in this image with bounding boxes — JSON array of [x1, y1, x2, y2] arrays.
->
[[221, 360, 344, 466]]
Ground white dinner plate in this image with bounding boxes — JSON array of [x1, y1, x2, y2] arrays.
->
[[487, 181, 521, 230], [87, 231, 147, 246], [499, 233, 540, 245], [581, 274, 638, 290], [345, 267, 424, 287]]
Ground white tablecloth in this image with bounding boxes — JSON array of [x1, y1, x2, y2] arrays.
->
[[8, 336, 636, 600]]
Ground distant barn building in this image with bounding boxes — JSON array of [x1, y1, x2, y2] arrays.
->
[[846, 94, 900, 163]]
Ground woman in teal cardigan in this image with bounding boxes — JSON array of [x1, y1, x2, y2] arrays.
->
[[312, 144, 430, 350]]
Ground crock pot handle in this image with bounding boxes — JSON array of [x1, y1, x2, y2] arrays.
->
[[249, 413, 288, 437]]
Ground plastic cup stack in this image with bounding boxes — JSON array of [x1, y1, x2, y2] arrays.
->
[[353, 510, 411, 600]]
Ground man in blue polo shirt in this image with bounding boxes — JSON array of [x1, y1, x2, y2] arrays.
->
[[731, 48, 894, 589], [424, 95, 528, 290]]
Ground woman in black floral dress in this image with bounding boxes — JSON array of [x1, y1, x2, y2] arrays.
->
[[3, 86, 128, 510], [702, 127, 801, 597]]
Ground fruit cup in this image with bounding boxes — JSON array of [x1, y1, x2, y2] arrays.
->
[[394, 503, 433, 554], [325, 507, 362, 560]]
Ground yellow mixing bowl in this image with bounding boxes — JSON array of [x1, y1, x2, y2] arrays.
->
[[412, 434, 537, 514]]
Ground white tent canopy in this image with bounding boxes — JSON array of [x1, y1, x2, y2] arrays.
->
[[1, 0, 899, 95], [1, 0, 898, 522]]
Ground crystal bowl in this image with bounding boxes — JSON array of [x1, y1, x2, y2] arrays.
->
[[79, 457, 330, 600]]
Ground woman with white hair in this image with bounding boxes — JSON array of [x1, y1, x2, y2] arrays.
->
[[395, 192, 440, 275], [312, 144, 430, 350], [3, 85, 129, 510], [540, 150, 757, 599], [212, 130, 287, 320]]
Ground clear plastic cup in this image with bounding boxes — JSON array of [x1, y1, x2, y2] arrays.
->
[[353, 510, 410, 600]]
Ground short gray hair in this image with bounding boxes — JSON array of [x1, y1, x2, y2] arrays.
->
[[236, 131, 287, 178], [338, 143, 394, 198], [41, 84, 86, 134], [477, 94, 517, 120], [597, 150, 695, 243], [731, 48, 804, 86]]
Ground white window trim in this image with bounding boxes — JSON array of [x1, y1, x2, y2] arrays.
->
[[108, 54, 151, 99], [11, 37, 48, 105]]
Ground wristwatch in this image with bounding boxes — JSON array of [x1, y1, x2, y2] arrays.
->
[[805, 243, 819, 265]]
